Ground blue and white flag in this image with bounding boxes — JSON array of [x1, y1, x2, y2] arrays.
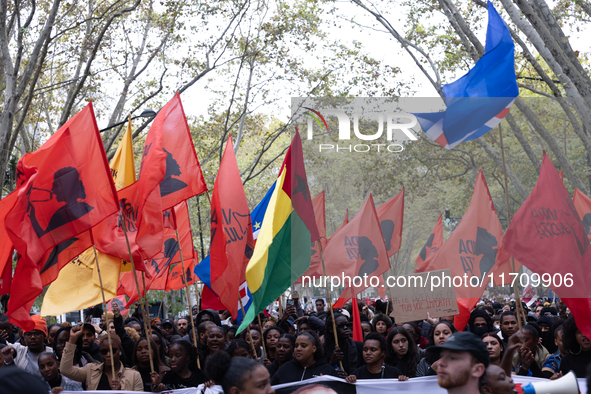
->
[[415, 1, 518, 149], [195, 183, 276, 323]]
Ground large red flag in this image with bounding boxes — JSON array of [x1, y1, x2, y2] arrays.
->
[[416, 170, 509, 331], [0, 192, 17, 282], [209, 136, 253, 318], [376, 188, 404, 257], [298, 191, 327, 282], [573, 188, 591, 242], [503, 154, 591, 337], [351, 297, 363, 342], [6, 103, 119, 329], [415, 214, 444, 271], [142, 92, 207, 210], [324, 194, 390, 308]]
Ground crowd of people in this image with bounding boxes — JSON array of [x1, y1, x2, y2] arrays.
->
[[0, 295, 586, 393]]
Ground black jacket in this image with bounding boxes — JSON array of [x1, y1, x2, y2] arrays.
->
[[82, 342, 101, 361], [270, 358, 338, 385]]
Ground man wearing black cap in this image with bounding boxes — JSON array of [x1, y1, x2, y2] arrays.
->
[[431, 331, 489, 394], [161, 319, 179, 342]]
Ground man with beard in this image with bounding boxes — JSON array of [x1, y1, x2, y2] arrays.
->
[[432, 332, 489, 394], [2, 315, 53, 378], [177, 316, 189, 337], [80, 323, 100, 360]]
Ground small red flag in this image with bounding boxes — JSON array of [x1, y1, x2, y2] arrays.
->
[[209, 136, 253, 319], [503, 153, 591, 337], [416, 170, 509, 331], [573, 188, 591, 242], [6, 103, 119, 330], [351, 297, 363, 342], [376, 188, 404, 257], [415, 214, 444, 271], [324, 194, 390, 308], [142, 92, 207, 210]]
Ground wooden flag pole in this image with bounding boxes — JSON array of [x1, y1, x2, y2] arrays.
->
[[277, 297, 283, 320], [141, 272, 154, 340], [239, 297, 259, 360], [318, 240, 344, 372], [119, 214, 155, 374], [498, 123, 525, 331], [257, 314, 268, 360], [88, 235, 117, 381], [175, 227, 201, 369]]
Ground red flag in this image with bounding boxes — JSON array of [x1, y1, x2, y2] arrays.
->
[[209, 136, 253, 318], [573, 188, 591, 241], [0, 254, 12, 296], [201, 285, 227, 311], [376, 188, 404, 257], [142, 92, 207, 210], [107, 295, 129, 317], [351, 297, 363, 342], [0, 192, 17, 283], [298, 191, 327, 282], [6, 103, 119, 330], [415, 214, 444, 271], [324, 194, 390, 308], [503, 153, 591, 337], [416, 170, 509, 331]]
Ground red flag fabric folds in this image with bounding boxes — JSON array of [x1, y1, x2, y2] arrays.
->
[[415, 214, 443, 271], [573, 188, 591, 242], [376, 188, 404, 257], [142, 92, 207, 210], [210, 136, 253, 318], [6, 103, 119, 329], [416, 170, 508, 331], [299, 191, 327, 281], [324, 194, 390, 308], [503, 154, 591, 337], [351, 297, 363, 342]]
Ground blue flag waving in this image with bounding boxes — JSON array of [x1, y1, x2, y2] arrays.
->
[[195, 182, 276, 323], [415, 1, 518, 149]]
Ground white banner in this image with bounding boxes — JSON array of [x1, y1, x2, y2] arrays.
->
[[64, 375, 588, 394]]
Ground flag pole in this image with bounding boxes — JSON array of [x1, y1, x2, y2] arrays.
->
[[257, 314, 268, 360], [120, 213, 155, 374], [88, 232, 117, 381], [174, 226, 201, 369], [239, 297, 259, 360], [195, 195, 206, 261], [277, 297, 283, 320], [498, 123, 525, 330], [141, 272, 154, 340], [318, 240, 344, 372]]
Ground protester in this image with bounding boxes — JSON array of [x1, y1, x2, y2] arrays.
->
[[511, 325, 554, 377], [112, 301, 137, 365], [537, 315, 558, 354], [266, 333, 295, 379], [2, 315, 52, 377], [402, 322, 428, 350], [60, 326, 143, 390], [243, 328, 264, 360], [38, 352, 83, 392], [196, 309, 222, 327], [205, 350, 274, 394], [161, 319, 181, 342], [480, 365, 516, 394], [481, 332, 504, 367], [314, 299, 327, 320], [227, 339, 252, 358], [0, 316, 15, 344], [198, 321, 217, 362], [47, 324, 62, 347], [323, 312, 363, 374], [52, 327, 95, 368], [432, 332, 489, 394], [0, 365, 49, 394], [271, 332, 337, 385], [361, 321, 373, 338], [417, 320, 457, 377], [149, 329, 169, 367], [371, 314, 392, 337], [559, 315, 591, 378], [468, 310, 495, 337], [346, 333, 403, 382], [177, 317, 189, 337], [152, 339, 207, 390], [81, 323, 101, 360], [262, 326, 284, 363], [207, 326, 228, 356], [498, 312, 518, 343], [385, 326, 419, 378], [132, 337, 170, 391]]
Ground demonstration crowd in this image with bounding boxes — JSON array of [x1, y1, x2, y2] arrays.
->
[[0, 296, 585, 394]]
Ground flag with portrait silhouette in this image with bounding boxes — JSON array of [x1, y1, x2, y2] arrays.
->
[[415, 214, 444, 270], [141, 92, 207, 210], [324, 194, 390, 308], [416, 170, 509, 331], [5, 103, 119, 330], [573, 188, 591, 242], [503, 154, 591, 337], [376, 188, 404, 257], [210, 136, 254, 319]]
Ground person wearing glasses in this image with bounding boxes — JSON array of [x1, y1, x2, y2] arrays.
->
[[323, 312, 364, 375], [60, 325, 143, 390], [1, 315, 52, 378]]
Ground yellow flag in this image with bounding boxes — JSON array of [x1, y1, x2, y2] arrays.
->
[[41, 118, 137, 315], [109, 117, 136, 190]]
